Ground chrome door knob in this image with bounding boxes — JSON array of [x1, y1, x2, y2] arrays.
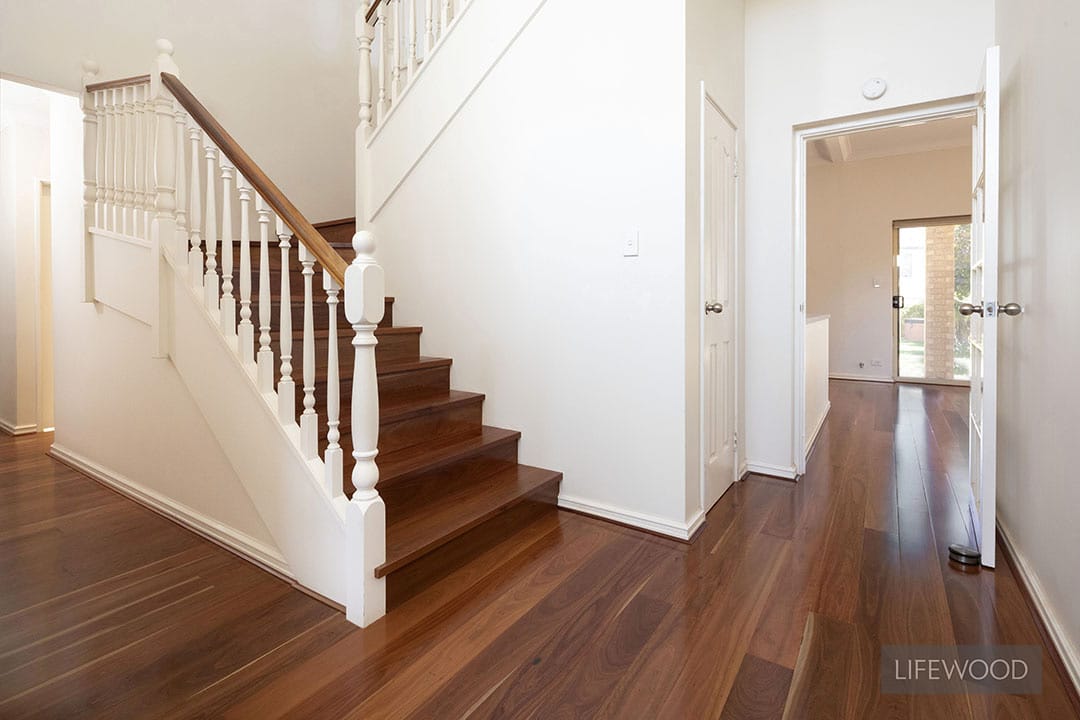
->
[[958, 303, 984, 317], [1001, 302, 1023, 316], [705, 302, 724, 314]]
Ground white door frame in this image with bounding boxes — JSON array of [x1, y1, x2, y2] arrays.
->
[[699, 83, 740, 509], [792, 96, 978, 474]]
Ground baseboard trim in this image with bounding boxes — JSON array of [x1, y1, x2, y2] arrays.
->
[[48, 443, 292, 581], [997, 522, 1080, 714], [745, 461, 798, 480], [805, 400, 831, 456], [557, 493, 703, 542], [0, 418, 37, 436], [829, 373, 894, 384]]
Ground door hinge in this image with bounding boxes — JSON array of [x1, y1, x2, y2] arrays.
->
[[733, 431, 739, 449], [733, 160, 740, 178]]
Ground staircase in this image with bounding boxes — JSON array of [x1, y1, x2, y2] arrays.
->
[[234, 217, 562, 598], [78, 0, 556, 626]]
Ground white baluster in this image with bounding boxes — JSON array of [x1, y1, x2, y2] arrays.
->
[[104, 89, 116, 231], [143, 83, 155, 240], [441, 0, 452, 33], [376, 1, 389, 124], [391, 0, 402, 101], [132, 85, 146, 238], [299, 245, 318, 458], [173, 104, 188, 260], [219, 157, 236, 337], [122, 85, 135, 235], [81, 62, 100, 304], [203, 140, 219, 310], [256, 197, 274, 392], [345, 229, 386, 627], [324, 271, 343, 497], [408, 0, 418, 79], [237, 174, 254, 366], [277, 217, 295, 423], [94, 90, 106, 231], [357, 3, 374, 132], [425, 0, 435, 54], [187, 125, 204, 286]]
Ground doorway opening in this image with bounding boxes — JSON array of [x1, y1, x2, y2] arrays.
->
[[0, 77, 71, 436], [893, 216, 972, 385], [794, 97, 979, 474]]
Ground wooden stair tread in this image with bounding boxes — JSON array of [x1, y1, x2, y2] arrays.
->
[[377, 425, 520, 485], [376, 463, 562, 578]]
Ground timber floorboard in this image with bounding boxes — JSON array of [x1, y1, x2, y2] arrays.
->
[[1, 380, 1077, 719]]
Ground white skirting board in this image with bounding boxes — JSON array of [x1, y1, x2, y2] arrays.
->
[[557, 493, 705, 541], [49, 443, 292, 580], [744, 461, 798, 480], [998, 521, 1080, 694], [806, 400, 831, 455], [829, 373, 894, 384], [0, 418, 37, 436]]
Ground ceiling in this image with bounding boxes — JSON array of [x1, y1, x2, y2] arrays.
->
[[809, 115, 975, 166]]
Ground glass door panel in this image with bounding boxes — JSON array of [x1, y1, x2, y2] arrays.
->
[[895, 220, 972, 382]]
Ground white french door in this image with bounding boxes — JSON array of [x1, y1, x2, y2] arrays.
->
[[702, 90, 738, 511], [964, 46, 1001, 567]]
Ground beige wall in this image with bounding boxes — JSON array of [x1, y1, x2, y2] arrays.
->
[[996, 0, 1080, 683], [807, 147, 971, 381]]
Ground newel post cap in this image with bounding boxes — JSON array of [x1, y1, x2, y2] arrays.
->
[[345, 231, 385, 326], [151, 38, 179, 98]]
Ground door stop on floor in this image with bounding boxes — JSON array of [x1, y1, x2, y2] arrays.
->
[[948, 543, 981, 566]]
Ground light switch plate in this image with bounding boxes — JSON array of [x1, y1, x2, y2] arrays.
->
[[623, 230, 639, 257]]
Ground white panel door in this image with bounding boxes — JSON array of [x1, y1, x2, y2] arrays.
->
[[965, 46, 1000, 568], [702, 93, 738, 511]]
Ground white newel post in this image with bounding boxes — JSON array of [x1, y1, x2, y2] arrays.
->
[[150, 39, 180, 358], [324, 270, 343, 498], [299, 244, 318, 458], [81, 61, 99, 304], [345, 229, 386, 627]]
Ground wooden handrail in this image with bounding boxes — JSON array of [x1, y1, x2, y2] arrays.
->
[[365, 0, 383, 23], [85, 74, 151, 93], [161, 72, 349, 284]]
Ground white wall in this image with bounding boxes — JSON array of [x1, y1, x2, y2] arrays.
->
[[0, 79, 51, 433], [685, 0, 746, 519], [996, 0, 1080, 684], [371, 0, 697, 534], [45, 89, 278, 557], [0, 0, 357, 223], [807, 147, 971, 381], [744, 0, 995, 472]]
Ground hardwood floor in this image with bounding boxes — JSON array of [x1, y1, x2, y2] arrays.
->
[[1, 380, 1077, 719]]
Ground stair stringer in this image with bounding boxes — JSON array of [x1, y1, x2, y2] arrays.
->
[[167, 258, 348, 606]]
